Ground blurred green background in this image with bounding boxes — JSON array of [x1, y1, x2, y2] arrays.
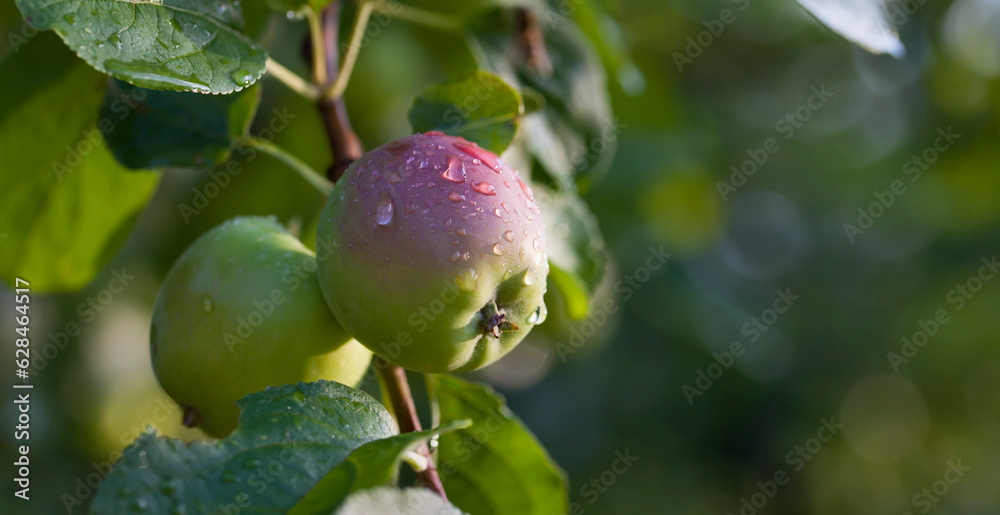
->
[[3, 0, 1000, 513]]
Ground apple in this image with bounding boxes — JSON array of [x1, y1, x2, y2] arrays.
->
[[316, 132, 549, 373], [151, 217, 372, 437]]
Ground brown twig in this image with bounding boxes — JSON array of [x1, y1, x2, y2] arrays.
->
[[374, 357, 449, 500], [316, 2, 363, 182]]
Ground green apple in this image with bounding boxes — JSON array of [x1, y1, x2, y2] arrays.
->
[[316, 132, 549, 373], [151, 217, 372, 437]]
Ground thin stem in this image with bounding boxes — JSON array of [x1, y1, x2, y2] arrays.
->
[[314, 1, 364, 181], [374, 357, 449, 500], [304, 7, 328, 85], [323, 0, 375, 100], [266, 58, 320, 100], [243, 137, 332, 194], [371, 0, 462, 31]]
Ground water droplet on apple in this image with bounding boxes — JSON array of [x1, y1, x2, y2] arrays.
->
[[471, 181, 496, 195], [503, 231, 515, 242], [523, 267, 537, 285], [375, 194, 394, 226], [454, 141, 502, 173], [441, 155, 466, 183], [456, 268, 478, 292], [449, 191, 465, 202], [492, 243, 504, 256], [517, 177, 534, 200]]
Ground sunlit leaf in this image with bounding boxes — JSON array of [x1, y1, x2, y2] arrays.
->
[[431, 375, 568, 515], [0, 60, 157, 292]]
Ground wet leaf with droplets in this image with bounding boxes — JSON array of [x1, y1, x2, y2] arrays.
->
[[90, 381, 396, 515], [15, 0, 266, 94]]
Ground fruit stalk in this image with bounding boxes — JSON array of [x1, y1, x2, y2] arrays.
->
[[316, 2, 363, 181], [375, 357, 449, 500]]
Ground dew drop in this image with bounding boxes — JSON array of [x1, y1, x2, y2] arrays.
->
[[375, 194, 394, 226], [203, 296, 213, 313], [471, 181, 497, 195], [448, 191, 466, 202], [517, 177, 534, 200], [229, 69, 253, 87], [523, 267, 537, 286], [427, 181, 435, 188], [532, 238, 540, 251], [456, 227, 467, 236], [450, 251, 461, 262], [387, 169, 402, 183], [441, 155, 466, 183], [494, 208, 503, 217], [501, 201, 510, 213], [454, 141, 502, 173], [404, 201, 415, 214], [462, 252, 471, 260], [492, 243, 504, 256], [528, 304, 547, 324], [503, 230, 515, 242], [133, 498, 149, 511], [456, 268, 478, 292]]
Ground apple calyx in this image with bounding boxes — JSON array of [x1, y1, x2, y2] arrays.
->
[[480, 301, 520, 339]]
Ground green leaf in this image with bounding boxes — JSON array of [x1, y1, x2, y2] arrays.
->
[[15, 0, 267, 94], [289, 420, 471, 515], [91, 381, 397, 515], [0, 61, 157, 293], [546, 264, 589, 321], [100, 79, 261, 169], [333, 487, 467, 515], [408, 70, 523, 155], [431, 375, 568, 515], [536, 186, 606, 319], [468, 8, 617, 192], [796, 0, 905, 58]]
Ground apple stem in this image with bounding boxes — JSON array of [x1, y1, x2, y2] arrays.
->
[[374, 357, 449, 499], [314, 2, 364, 182]]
